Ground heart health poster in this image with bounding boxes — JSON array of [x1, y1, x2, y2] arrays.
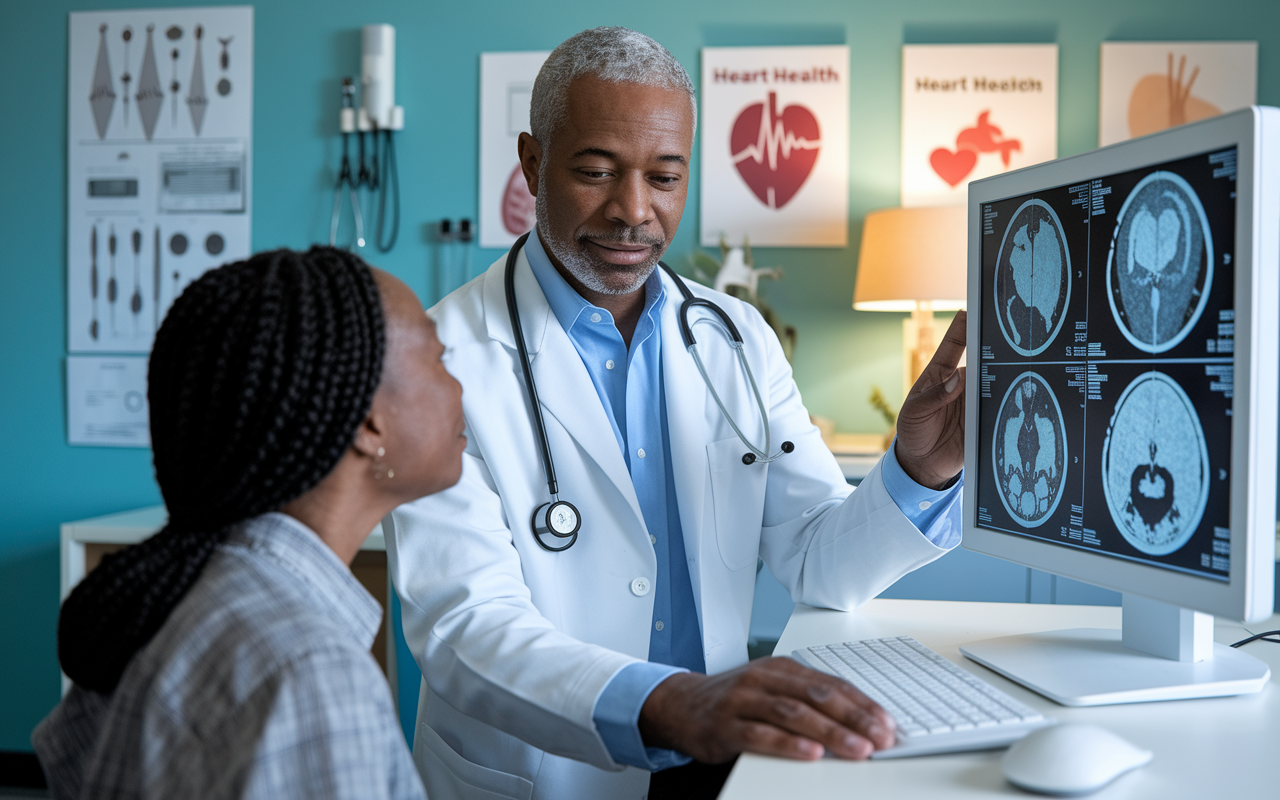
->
[[701, 46, 848, 247], [901, 44, 1057, 207], [1098, 42, 1255, 147]]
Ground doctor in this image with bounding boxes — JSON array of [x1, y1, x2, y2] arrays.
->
[[388, 26, 966, 800]]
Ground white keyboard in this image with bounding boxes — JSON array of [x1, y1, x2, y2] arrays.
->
[[794, 636, 1053, 758]]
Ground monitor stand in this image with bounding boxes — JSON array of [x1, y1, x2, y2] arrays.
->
[[959, 594, 1271, 707]]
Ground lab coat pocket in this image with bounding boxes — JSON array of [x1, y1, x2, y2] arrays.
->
[[417, 723, 534, 800], [707, 436, 768, 572]]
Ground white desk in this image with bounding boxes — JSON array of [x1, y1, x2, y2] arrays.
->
[[720, 599, 1279, 799]]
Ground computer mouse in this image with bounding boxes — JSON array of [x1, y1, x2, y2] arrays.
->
[[1001, 723, 1152, 796]]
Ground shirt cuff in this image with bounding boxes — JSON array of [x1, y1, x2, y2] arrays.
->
[[593, 662, 692, 771], [881, 438, 963, 549]]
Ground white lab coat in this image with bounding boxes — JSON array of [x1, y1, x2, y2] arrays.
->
[[386, 247, 958, 800]]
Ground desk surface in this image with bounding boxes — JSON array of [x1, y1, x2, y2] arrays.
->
[[720, 599, 1279, 799]]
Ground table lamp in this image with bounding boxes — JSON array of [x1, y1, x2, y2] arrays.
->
[[853, 206, 967, 394]]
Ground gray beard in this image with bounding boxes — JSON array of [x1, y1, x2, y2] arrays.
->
[[534, 169, 665, 296]]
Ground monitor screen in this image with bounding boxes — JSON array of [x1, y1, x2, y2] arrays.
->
[[974, 147, 1238, 584]]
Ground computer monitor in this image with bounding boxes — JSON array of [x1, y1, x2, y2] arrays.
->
[[961, 106, 1278, 706]]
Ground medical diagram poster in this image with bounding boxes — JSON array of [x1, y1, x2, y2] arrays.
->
[[67, 357, 151, 447], [67, 7, 253, 354], [479, 51, 549, 249], [1099, 42, 1256, 147], [700, 46, 849, 247], [901, 45, 1057, 207]]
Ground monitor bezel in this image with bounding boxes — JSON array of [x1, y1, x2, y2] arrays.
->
[[963, 106, 1278, 623]]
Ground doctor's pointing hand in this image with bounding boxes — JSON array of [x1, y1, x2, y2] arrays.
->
[[387, 27, 965, 800]]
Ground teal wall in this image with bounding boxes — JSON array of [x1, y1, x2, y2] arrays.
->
[[5, 0, 1280, 752]]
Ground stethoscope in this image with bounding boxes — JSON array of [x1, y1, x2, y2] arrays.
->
[[329, 79, 365, 249], [504, 232, 793, 552]]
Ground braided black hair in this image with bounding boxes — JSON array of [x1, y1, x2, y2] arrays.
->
[[58, 246, 386, 695]]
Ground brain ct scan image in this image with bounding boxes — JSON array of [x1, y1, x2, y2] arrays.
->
[[994, 199, 1071, 356], [993, 372, 1068, 528], [1102, 371, 1210, 556], [977, 147, 1234, 580], [1107, 171, 1213, 353]]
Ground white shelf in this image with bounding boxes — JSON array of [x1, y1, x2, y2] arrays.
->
[[59, 506, 391, 697], [825, 433, 886, 483], [61, 505, 384, 549], [835, 454, 880, 483]]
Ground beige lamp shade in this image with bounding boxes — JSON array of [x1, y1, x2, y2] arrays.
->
[[853, 206, 967, 311]]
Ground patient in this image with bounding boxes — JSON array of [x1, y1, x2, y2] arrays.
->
[[34, 247, 464, 799]]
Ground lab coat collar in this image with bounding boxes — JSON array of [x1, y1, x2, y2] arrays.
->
[[480, 243, 646, 531], [482, 242, 547, 353]]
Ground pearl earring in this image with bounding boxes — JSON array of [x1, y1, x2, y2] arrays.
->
[[373, 446, 394, 480]]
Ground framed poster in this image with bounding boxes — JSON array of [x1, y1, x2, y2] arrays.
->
[[901, 44, 1057, 207], [479, 51, 549, 249], [68, 7, 253, 353], [700, 46, 849, 247], [1099, 42, 1256, 147], [66, 356, 151, 447]]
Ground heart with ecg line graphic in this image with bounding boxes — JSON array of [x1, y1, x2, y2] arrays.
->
[[730, 92, 821, 209]]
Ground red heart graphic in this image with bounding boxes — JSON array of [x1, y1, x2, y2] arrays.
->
[[502, 164, 537, 235], [930, 147, 978, 188], [730, 92, 820, 209]]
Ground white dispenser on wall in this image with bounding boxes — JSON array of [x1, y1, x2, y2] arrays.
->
[[360, 24, 404, 131], [330, 23, 402, 253]]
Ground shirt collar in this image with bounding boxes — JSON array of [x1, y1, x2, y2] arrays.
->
[[524, 226, 667, 339], [229, 512, 383, 648]]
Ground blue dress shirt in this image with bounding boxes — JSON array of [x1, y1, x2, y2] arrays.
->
[[523, 230, 962, 770]]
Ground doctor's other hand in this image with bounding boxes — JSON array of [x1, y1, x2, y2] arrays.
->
[[895, 310, 966, 490], [637, 656, 896, 764]]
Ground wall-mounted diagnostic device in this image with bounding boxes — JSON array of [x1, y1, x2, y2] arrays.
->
[[329, 24, 401, 253], [360, 24, 404, 132]]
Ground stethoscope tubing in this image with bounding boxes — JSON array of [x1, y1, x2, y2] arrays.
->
[[503, 235, 791, 550], [664, 266, 790, 465], [505, 233, 561, 499], [330, 131, 364, 248]]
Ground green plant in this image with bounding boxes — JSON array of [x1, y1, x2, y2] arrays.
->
[[869, 386, 897, 429], [686, 238, 797, 362]]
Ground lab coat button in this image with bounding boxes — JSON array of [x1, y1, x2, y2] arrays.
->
[[637, 448, 646, 458], [655, 620, 665, 631], [606, 359, 615, 370], [590, 312, 602, 323], [650, 534, 657, 545], [631, 577, 651, 596], [918, 500, 932, 511]]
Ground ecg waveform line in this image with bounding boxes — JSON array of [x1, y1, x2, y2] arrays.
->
[[731, 92, 819, 173]]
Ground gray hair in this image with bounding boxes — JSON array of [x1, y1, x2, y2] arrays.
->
[[529, 27, 697, 146]]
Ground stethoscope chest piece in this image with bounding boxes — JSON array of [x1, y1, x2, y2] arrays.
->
[[533, 500, 581, 551]]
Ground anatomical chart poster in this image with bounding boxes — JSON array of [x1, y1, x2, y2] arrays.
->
[[1099, 42, 1256, 147], [68, 7, 253, 354], [700, 46, 849, 247], [479, 51, 549, 249], [901, 45, 1057, 207], [67, 356, 151, 447]]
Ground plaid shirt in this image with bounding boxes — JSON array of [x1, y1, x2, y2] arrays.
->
[[34, 512, 426, 800]]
